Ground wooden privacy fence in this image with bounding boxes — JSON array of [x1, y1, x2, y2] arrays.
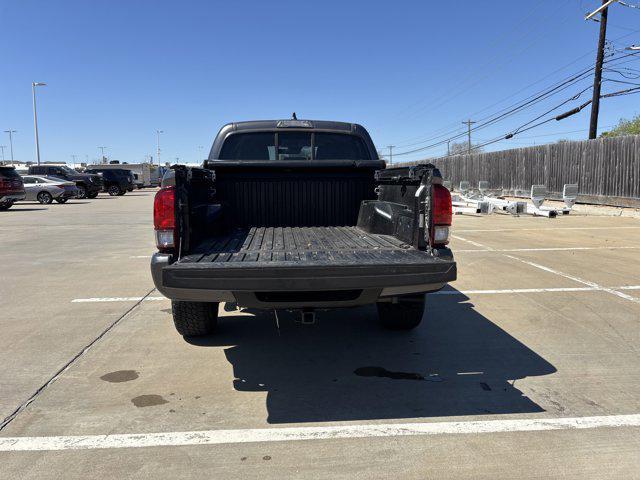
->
[[400, 135, 640, 207]]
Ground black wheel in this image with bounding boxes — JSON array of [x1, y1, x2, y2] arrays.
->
[[108, 185, 121, 196], [117, 189, 126, 196], [37, 191, 53, 204], [87, 191, 99, 199], [76, 185, 87, 199], [171, 301, 219, 337], [55, 197, 69, 204], [0, 201, 13, 211], [377, 295, 425, 330]]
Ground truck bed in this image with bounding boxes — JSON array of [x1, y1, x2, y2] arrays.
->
[[177, 226, 426, 265], [163, 227, 455, 294]]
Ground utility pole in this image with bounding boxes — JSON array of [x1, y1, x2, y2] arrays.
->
[[4, 130, 16, 166], [462, 119, 476, 154], [71, 154, 77, 167], [98, 146, 107, 163], [0, 146, 6, 162], [156, 130, 163, 168], [588, 0, 610, 139], [447, 139, 451, 156], [386, 145, 395, 164], [32, 82, 46, 165]]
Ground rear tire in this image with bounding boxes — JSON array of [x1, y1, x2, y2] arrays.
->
[[37, 191, 53, 204], [377, 295, 425, 330], [76, 185, 87, 199], [55, 197, 69, 204], [171, 301, 219, 337], [87, 191, 99, 199], [108, 185, 121, 196], [0, 201, 14, 211]]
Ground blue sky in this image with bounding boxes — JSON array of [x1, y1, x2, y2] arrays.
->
[[1, 0, 639, 165]]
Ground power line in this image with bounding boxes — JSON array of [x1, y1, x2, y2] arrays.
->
[[390, 29, 640, 149], [410, 86, 640, 161], [391, 49, 640, 155], [394, 66, 596, 150], [392, 80, 597, 157]]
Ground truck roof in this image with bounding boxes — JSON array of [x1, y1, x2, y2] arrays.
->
[[208, 119, 379, 161]]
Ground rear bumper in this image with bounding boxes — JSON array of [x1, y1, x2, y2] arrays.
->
[[151, 252, 456, 308]]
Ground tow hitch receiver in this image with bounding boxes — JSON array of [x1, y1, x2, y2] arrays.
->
[[300, 309, 317, 325]]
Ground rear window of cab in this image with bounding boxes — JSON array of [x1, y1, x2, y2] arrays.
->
[[219, 132, 371, 161]]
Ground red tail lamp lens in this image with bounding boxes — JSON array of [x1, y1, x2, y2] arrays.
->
[[154, 186, 176, 250]]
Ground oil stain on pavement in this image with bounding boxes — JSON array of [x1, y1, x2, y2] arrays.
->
[[100, 370, 139, 383], [131, 394, 169, 407]]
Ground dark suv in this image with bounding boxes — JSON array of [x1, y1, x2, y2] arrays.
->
[[0, 166, 26, 210], [28, 165, 103, 199], [85, 168, 133, 196]]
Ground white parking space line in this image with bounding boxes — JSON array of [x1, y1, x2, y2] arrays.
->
[[71, 297, 165, 303], [451, 235, 640, 304], [456, 226, 640, 233], [503, 255, 640, 304], [1, 414, 639, 452], [451, 235, 491, 249], [433, 287, 597, 295], [456, 246, 640, 253]]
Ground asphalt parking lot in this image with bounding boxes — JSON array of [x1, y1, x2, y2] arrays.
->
[[2, 192, 640, 479]]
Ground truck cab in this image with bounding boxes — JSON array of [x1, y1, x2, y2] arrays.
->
[[151, 119, 456, 337]]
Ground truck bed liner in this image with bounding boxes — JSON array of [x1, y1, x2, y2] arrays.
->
[[177, 226, 426, 266]]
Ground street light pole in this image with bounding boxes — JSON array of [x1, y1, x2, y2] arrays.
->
[[32, 82, 46, 165], [0, 146, 6, 162], [98, 146, 107, 163], [4, 130, 16, 166], [156, 130, 163, 168]]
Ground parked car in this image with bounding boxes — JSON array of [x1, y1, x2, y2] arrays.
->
[[27, 165, 103, 199], [21, 178, 64, 204], [151, 119, 456, 337], [85, 168, 133, 196], [0, 166, 26, 210], [85, 162, 153, 187], [21, 175, 79, 203]]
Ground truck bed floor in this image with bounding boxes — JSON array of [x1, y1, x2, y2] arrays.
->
[[178, 226, 428, 266]]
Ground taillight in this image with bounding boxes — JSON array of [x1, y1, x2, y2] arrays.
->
[[154, 186, 176, 251], [430, 184, 452, 247]]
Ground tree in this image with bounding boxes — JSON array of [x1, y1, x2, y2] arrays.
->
[[449, 141, 485, 156], [600, 115, 640, 138]]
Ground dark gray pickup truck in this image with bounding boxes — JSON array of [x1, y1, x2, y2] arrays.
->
[[151, 119, 456, 337]]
